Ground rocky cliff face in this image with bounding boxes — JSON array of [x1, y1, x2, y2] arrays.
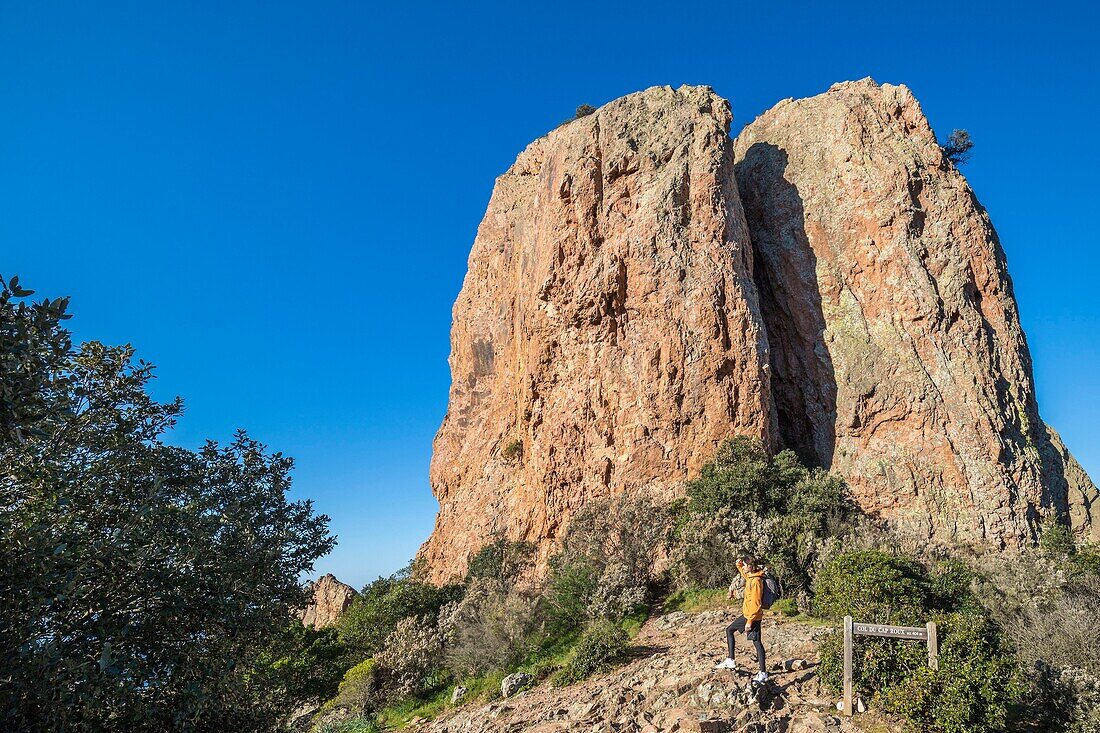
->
[[733, 79, 1093, 546], [420, 86, 772, 581], [298, 574, 357, 628], [420, 80, 1097, 581]]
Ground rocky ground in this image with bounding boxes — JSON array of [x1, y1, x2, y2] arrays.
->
[[418, 609, 879, 733]]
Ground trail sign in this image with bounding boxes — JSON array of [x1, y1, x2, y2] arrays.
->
[[842, 615, 938, 716]]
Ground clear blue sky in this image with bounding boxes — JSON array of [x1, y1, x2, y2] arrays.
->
[[3, 2, 1097, 590]]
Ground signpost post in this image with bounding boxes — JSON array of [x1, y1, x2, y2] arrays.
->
[[841, 616, 939, 716]]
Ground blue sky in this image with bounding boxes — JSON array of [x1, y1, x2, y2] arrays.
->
[[2, 1, 1097, 590]]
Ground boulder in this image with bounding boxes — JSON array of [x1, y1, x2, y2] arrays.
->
[[501, 672, 533, 698]]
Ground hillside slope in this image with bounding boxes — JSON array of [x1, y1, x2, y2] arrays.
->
[[423, 609, 866, 733]]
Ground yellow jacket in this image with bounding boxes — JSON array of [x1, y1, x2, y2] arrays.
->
[[738, 564, 766, 622]]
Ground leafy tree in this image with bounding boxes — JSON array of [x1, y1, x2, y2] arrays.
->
[[685, 436, 803, 515], [465, 537, 534, 586], [337, 566, 462, 659], [256, 623, 351, 706], [0, 275, 72, 443], [0, 281, 334, 732], [679, 436, 853, 590], [941, 128, 974, 165]]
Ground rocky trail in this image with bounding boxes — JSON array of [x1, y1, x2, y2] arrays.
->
[[421, 609, 872, 733]]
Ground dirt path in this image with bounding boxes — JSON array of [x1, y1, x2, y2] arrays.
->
[[422, 609, 871, 733]]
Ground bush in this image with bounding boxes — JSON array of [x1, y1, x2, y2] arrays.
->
[[973, 551, 1100, 677], [500, 438, 523, 463], [328, 659, 383, 714], [941, 129, 974, 165], [441, 578, 536, 677], [812, 550, 927, 624], [675, 437, 854, 593], [879, 612, 1024, 733], [685, 437, 801, 515], [1040, 515, 1076, 557], [816, 551, 1026, 732], [574, 104, 596, 119], [541, 493, 668, 632], [465, 538, 534, 586], [555, 620, 629, 685], [374, 616, 445, 701], [256, 623, 350, 705], [337, 567, 462, 658], [669, 508, 778, 589]]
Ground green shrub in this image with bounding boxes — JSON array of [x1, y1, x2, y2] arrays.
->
[[541, 494, 667, 633], [328, 659, 382, 714], [465, 538, 534, 586], [879, 612, 1024, 733], [676, 437, 854, 593], [1040, 515, 1076, 557], [771, 596, 800, 616], [554, 620, 629, 685], [256, 623, 350, 705], [685, 436, 800, 516], [1074, 545, 1100, 576], [501, 438, 523, 462], [574, 104, 596, 119], [669, 508, 778, 589], [442, 578, 536, 677], [812, 550, 927, 624], [541, 555, 600, 635], [817, 551, 1025, 732], [337, 567, 462, 658]]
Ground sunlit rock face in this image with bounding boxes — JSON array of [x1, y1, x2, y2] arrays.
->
[[734, 78, 1095, 546], [419, 80, 1098, 582], [420, 86, 772, 582], [298, 573, 357, 628]]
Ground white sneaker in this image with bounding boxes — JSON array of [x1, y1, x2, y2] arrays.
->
[[715, 658, 737, 670], [752, 671, 769, 684]]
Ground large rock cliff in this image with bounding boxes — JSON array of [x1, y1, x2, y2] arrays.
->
[[733, 79, 1091, 546], [419, 86, 772, 581], [420, 81, 1097, 581]]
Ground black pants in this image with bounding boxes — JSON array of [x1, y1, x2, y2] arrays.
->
[[725, 615, 765, 672]]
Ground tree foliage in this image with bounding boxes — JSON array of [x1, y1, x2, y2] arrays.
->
[[941, 128, 974, 165], [678, 436, 853, 590], [337, 566, 462, 659], [0, 280, 334, 732]]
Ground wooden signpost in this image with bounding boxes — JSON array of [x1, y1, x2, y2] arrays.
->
[[841, 615, 938, 716]]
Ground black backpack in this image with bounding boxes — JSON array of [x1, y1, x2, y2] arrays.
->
[[760, 574, 783, 610]]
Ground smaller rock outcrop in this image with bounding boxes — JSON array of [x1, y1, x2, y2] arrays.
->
[[298, 573, 358, 628]]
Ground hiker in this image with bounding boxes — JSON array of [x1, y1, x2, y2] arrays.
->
[[715, 556, 768, 684]]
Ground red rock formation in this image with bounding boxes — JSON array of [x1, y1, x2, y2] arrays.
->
[[419, 86, 772, 582], [298, 573, 357, 628], [733, 78, 1095, 545], [419, 81, 1098, 582]]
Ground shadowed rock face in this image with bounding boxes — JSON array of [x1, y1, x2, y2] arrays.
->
[[419, 86, 772, 582], [733, 78, 1095, 546], [420, 81, 1098, 582]]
